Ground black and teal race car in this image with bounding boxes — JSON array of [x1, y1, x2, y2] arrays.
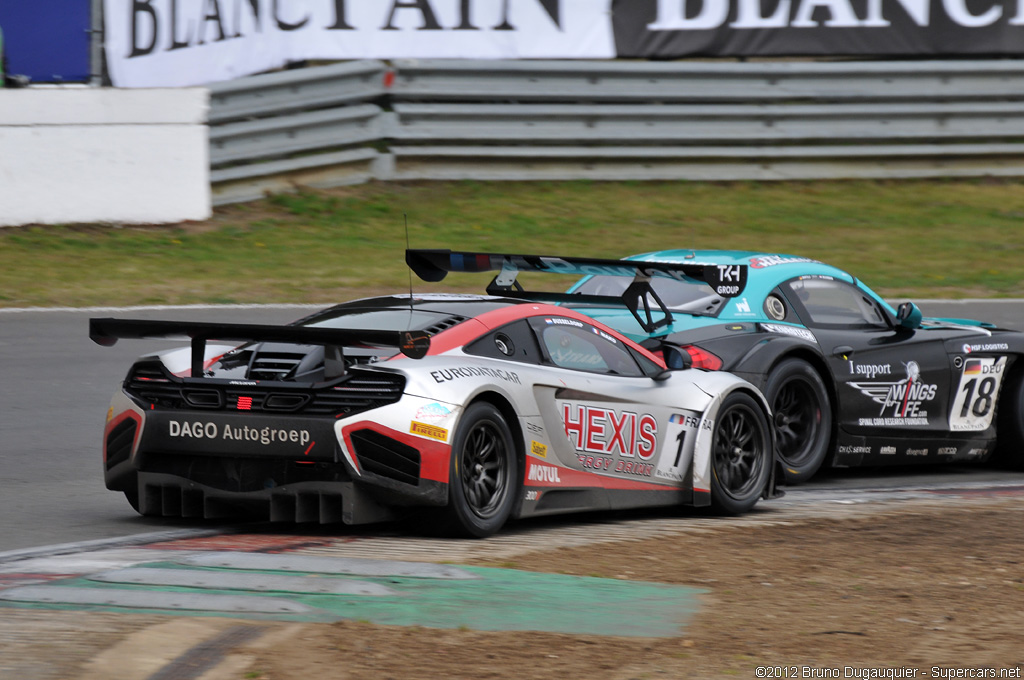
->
[[411, 248, 1024, 483]]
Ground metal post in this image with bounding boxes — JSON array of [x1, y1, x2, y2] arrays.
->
[[90, 0, 103, 85]]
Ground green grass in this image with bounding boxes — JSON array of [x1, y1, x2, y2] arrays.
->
[[2, 179, 1023, 308]]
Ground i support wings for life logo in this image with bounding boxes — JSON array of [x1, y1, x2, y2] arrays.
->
[[849, 361, 938, 423]]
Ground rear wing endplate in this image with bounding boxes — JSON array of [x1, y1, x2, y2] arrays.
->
[[89, 318, 430, 378], [406, 249, 747, 333]]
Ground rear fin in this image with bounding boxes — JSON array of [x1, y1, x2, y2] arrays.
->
[[406, 249, 746, 296], [406, 249, 747, 334], [89, 318, 429, 377]]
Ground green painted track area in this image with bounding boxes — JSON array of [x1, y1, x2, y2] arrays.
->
[[0, 553, 704, 638]]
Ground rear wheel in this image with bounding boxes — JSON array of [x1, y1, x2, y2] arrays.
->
[[764, 358, 832, 484], [710, 392, 772, 515], [994, 371, 1024, 469], [445, 402, 518, 538]]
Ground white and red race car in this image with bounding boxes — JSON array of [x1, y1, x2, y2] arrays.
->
[[91, 255, 778, 537]]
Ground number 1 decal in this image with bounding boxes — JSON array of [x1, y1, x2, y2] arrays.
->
[[674, 429, 687, 467], [949, 356, 1006, 432], [655, 412, 699, 483]]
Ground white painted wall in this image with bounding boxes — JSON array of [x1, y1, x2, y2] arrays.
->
[[0, 87, 210, 227]]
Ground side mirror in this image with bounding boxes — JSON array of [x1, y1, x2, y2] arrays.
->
[[663, 345, 692, 370], [653, 345, 692, 381], [896, 302, 923, 330]]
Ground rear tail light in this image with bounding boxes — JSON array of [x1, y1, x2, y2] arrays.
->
[[679, 345, 723, 371]]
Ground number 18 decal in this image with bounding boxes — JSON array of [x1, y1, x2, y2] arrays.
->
[[949, 356, 1006, 432]]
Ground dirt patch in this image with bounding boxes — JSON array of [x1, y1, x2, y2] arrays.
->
[[7, 498, 1022, 679], [237, 500, 1024, 679]]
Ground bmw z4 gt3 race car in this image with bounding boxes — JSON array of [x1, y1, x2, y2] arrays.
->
[[91, 256, 778, 538], [415, 248, 1024, 485]]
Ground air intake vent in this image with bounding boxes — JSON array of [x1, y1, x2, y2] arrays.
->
[[183, 389, 223, 409], [126, 363, 183, 408], [305, 371, 406, 416], [350, 429, 421, 485], [423, 315, 468, 336], [264, 393, 311, 411], [248, 352, 304, 381], [106, 418, 137, 470], [124, 365, 403, 418], [130, 363, 170, 381]]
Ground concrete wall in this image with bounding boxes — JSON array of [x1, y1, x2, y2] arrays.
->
[[0, 87, 210, 227]]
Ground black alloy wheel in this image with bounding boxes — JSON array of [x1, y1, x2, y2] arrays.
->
[[764, 358, 832, 483], [710, 392, 772, 515], [446, 402, 517, 537]]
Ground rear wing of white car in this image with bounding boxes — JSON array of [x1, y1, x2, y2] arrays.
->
[[406, 248, 747, 333], [89, 318, 430, 378]]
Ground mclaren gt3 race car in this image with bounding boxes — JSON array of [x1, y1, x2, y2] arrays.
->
[[91, 258, 778, 538], [410, 248, 1024, 485]]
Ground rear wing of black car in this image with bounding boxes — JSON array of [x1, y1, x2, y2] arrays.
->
[[89, 318, 430, 378], [406, 249, 747, 333]]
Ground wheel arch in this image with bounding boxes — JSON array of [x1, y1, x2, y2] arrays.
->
[[728, 384, 774, 422], [994, 354, 1024, 465], [729, 383, 787, 500], [736, 340, 834, 397], [767, 348, 837, 414], [701, 385, 776, 514], [464, 390, 526, 504], [742, 344, 839, 447], [734, 341, 838, 481]]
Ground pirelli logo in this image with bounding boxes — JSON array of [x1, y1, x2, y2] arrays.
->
[[531, 440, 548, 458], [410, 421, 449, 442]]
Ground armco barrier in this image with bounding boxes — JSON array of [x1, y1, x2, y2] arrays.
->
[[209, 61, 389, 124], [208, 60, 389, 205], [208, 60, 1024, 203], [386, 59, 1024, 103]]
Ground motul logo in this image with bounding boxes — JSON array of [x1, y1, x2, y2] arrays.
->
[[528, 464, 563, 483]]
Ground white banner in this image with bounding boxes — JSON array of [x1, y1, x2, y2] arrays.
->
[[104, 0, 615, 87]]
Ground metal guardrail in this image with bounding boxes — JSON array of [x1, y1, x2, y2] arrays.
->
[[208, 59, 1024, 203], [208, 60, 389, 204], [211, 104, 382, 165], [383, 102, 1024, 143], [209, 60, 388, 123], [387, 59, 1024, 103]]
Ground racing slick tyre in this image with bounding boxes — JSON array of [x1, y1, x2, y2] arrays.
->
[[763, 358, 832, 484], [445, 402, 518, 538], [710, 391, 772, 515], [994, 370, 1024, 469]]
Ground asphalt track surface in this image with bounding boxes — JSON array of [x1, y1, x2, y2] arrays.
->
[[2, 301, 1023, 555]]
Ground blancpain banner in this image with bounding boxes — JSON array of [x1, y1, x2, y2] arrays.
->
[[104, 0, 616, 87]]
